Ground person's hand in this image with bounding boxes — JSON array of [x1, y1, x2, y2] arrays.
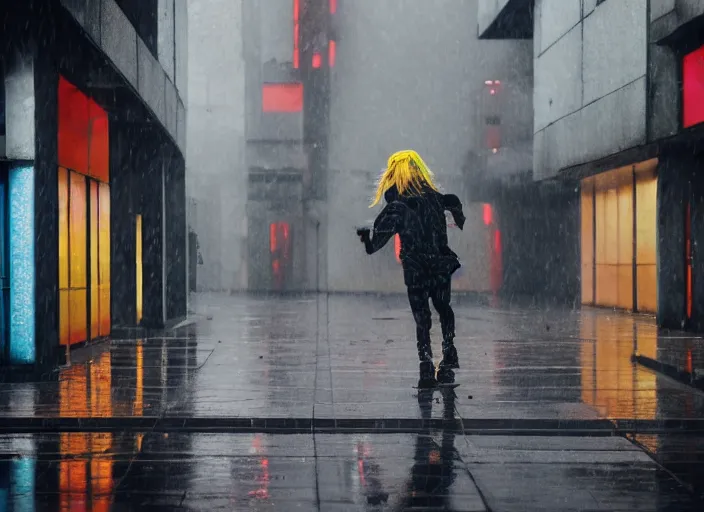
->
[[357, 228, 370, 243]]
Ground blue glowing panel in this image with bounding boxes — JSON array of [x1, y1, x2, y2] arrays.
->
[[11, 458, 35, 511], [9, 165, 35, 365]]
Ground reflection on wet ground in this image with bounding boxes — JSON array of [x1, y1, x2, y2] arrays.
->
[[0, 400, 696, 510], [0, 293, 702, 509]]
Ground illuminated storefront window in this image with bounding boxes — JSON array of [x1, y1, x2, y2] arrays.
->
[[58, 76, 111, 347], [580, 160, 657, 313]]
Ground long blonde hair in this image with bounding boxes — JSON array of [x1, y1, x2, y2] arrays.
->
[[370, 150, 439, 207]]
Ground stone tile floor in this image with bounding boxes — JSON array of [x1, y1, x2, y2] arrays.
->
[[0, 293, 702, 510]]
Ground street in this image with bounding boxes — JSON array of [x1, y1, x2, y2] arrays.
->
[[0, 293, 702, 510]]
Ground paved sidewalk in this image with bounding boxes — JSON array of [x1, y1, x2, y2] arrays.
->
[[0, 293, 702, 510]]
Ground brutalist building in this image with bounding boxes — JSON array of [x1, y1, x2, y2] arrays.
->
[[0, 0, 187, 370], [479, 0, 704, 330]]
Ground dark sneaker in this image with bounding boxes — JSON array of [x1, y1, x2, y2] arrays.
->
[[417, 361, 437, 389], [441, 345, 459, 369]]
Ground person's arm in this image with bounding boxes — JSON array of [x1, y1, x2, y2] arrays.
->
[[358, 202, 403, 255], [443, 194, 465, 230]]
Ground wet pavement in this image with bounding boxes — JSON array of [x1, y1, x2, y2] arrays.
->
[[0, 293, 703, 510]]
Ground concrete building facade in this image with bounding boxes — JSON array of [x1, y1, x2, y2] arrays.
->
[[186, 0, 247, 293], [478, 0, 704, 329], [0, 0, 187, 371]]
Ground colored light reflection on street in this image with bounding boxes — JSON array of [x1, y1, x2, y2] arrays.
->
[[580, 314, 657, 423]]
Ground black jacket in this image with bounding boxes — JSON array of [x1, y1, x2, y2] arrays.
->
[[363, 185, 465, 287]]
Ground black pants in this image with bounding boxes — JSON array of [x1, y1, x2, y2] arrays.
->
[[407, 276, 455, 362]]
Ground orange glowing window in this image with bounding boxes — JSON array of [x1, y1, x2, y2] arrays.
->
[[394, 234, 401, 263], [262, 83, 304, 113]]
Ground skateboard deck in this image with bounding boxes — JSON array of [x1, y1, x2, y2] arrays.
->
[[412, 382, 460, 390]]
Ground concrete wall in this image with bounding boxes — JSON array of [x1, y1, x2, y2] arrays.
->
[[59, 0, 186, 155], [186, 0, 247, 292], [533, 0, 648, 180], [326, 0, 531, 292]]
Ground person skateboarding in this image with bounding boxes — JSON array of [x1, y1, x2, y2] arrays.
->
[[357, 150, 465, 388]]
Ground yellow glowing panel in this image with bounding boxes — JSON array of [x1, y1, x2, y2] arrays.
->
[[637, 265, 658, 313], [90, 181, 100, 339], [636, 174, 657, 313], [636, 177, 657, 265], [59, 167, 69, 290], [617, 266, 633, 310], [617, 182, 634, 310], [98, 183, 111, 336], [581, 264, 593, 305], [604, 189, 619, 265], [617, 183, 633, 265], [69, 172, 87, 288], [596, 265, 617, 307], [59, 290, 70, 347], [69, 289, 88, 345], [595, 190, 606, 265], [136, 215, 143, 324]]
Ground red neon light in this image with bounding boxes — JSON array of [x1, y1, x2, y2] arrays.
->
[[394, 234, 401, 263], [683, 44, 704, 128], [262, 83, 304, 113], [293, 0, 300, 69], [59, 76, 109, 181], [330, 0, 337, 14], [483, 204, 493, 226], [329, 40, 337, 68], [312, 52, 322, 69]]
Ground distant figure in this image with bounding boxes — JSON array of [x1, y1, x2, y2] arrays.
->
[[357, 150, 465, 388]]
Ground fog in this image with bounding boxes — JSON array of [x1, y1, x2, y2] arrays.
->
[[186, 0, 533, 295]]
